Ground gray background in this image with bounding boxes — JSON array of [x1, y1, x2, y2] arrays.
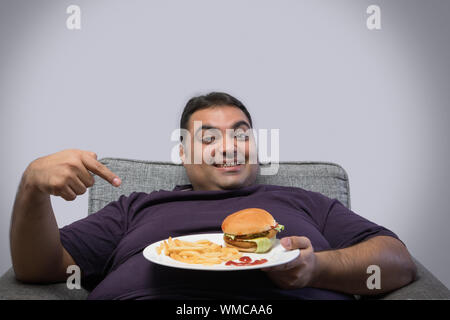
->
[[1, 0, 449, 289]]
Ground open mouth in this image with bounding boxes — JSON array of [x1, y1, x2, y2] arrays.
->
[[213, 162, 242, 168], [213, 160, 245, 169]]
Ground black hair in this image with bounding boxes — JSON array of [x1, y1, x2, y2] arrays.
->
[[179, 92, 253, 142]]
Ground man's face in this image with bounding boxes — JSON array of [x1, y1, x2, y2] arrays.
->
[[180, 105, 259, 191]]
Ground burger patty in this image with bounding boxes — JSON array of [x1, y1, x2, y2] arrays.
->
[[223, 236, 256, 249], [223, 229, 277, 246], [233, 228, 277, 240]]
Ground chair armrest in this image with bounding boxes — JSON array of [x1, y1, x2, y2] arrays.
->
[[363, 257, 450, 300], [0, 267, 89, 300]]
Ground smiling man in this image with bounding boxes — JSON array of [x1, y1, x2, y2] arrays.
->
[[10, 92, 417, 300], [179, 94, 259, 191]]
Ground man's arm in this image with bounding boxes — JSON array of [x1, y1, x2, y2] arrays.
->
[[312, 236, 417, 295], [10, 149, 121, 283], [263, 235, 417, 295], [10, 171, 76, 283]]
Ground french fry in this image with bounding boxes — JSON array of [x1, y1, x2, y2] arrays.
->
[[156, 237, 242, 265], [165, 246, 202, 252], [195, 240, 211, 244], [179, 250, 200, 256]]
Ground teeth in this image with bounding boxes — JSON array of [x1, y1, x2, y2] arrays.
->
[[216, 162, 239, 167]]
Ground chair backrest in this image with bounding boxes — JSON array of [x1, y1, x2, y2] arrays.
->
[[88, 159, 351, 215]]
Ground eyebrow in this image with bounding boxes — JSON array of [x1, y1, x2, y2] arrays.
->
[[195, 120, 251, 135]]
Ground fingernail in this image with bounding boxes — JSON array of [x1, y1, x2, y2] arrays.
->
[[113, 178, 121, 186], [281, 238, 291, 249]]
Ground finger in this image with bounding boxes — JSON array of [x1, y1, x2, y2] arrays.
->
[[280, 236, 311, 250], [73, 161, 96, 188], [67, 175, 87, 195], [81, 155, 121, 187], [85, 151, 98, 160], [60, 185, 77, 201], [262, 237, 311, 272]]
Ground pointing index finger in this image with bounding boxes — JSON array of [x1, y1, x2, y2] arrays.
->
[[81, 155, 121, 187]]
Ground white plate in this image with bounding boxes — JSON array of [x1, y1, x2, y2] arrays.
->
[[143, 233, 300, 271]]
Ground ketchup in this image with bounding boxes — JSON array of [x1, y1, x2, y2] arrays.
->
[[225, 256, 268, 266]]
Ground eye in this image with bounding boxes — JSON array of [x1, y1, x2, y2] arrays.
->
[[234, 132, 249, 141], [202, 136, 216, 144]]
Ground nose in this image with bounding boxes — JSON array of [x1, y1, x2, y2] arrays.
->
[[221, 135, 237, 159], [209, 134, 237, 164]]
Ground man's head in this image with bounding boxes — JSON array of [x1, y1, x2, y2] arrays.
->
[[179, 92, 259, 191]]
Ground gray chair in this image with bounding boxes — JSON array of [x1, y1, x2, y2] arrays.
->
[[1, 159, 449, 300]]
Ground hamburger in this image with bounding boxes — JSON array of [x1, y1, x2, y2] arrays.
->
[[221, 208, 284, 253]]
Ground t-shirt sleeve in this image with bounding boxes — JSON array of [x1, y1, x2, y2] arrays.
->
[[59, 192, 140, 289], [321, 198, 400, 249]]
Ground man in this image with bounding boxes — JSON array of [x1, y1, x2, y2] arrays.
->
[[10, 92, 417, 299]]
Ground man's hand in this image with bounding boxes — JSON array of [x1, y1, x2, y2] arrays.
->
[[262, 236, 318, 289], [24, 149, 121, 201], [263, 235, 417, 295]]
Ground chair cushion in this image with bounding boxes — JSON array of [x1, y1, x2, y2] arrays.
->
[[88, 159, 351, 215]]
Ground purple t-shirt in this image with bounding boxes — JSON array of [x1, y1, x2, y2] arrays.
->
[[59, 183, 398, 300]]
